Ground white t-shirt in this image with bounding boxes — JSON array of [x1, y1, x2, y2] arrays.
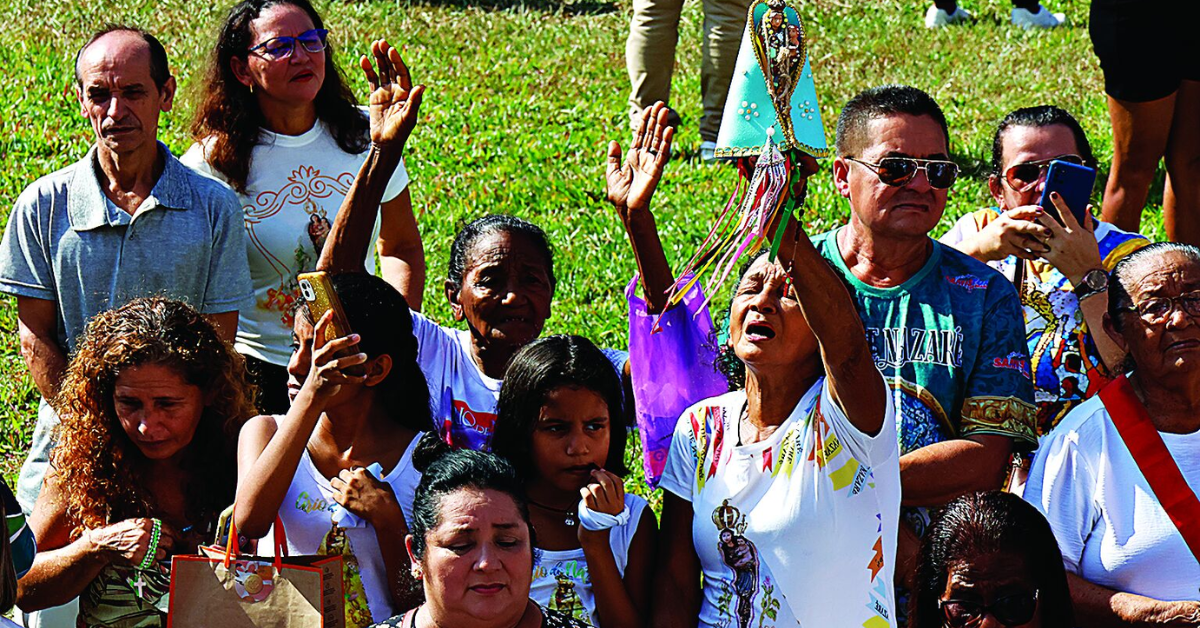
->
[[660, 377, 900, 628], [1024, 394, 1200, 600], [264, 434, 423, 627], [181, 118, 410, 366], [530, 493, 649, 627], [411, 309, 629, 451]]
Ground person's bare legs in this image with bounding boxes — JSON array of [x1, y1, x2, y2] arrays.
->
[[1099, 92, 1175, 234], [1163, 80, 1200, 245]]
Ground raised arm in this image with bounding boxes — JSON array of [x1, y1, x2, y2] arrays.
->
[[234, 313, 368, 538], [317, 40, 425, 298], [606, 102, 676, 314], [775, 186, 887, 436]]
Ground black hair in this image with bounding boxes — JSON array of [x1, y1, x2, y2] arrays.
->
[[990, 106, 1097, 177], [299, 273, 432, 432], [492, 335, 630, 479], [835, 84, 949, 157], [191, 0, 368, 193], [447, 214, 556, 295], [75, 25, 171, 90], [910, 491, 1073, 628], [714, 249, 852, 390], [1107, 242, 1200, 338], [408, 435, 533, 561]]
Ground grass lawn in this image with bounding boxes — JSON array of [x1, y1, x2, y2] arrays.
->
[[0, 0, 1167, 493]]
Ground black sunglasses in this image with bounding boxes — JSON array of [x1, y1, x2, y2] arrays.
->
[[847, 156, 959, 189], [939, 590, 1039, 627]]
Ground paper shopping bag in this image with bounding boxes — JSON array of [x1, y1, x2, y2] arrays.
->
[[167, 515, 344, 628]]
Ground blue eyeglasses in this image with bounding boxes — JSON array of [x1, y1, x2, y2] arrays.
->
[[248, 28, 329, 60]]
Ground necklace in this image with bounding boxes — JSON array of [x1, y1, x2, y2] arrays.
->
[[528, 498, 577, 527]]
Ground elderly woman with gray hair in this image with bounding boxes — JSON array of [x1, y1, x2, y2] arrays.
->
[[1025, 242, 1200, 626]]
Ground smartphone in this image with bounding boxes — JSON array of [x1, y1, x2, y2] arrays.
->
[[296, 271, 353, 344], [1038, 160, 1096, 226]]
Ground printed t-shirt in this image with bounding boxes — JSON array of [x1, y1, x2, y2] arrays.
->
[[3, 480, 34, 578], [1024, 392, 1200, 600], [813, 229, 1036, 545], [530, 493, 649, 626], [410, 309, 629, 450], [941, 209, 1149, 434], [660, 377, 901, 628], [265, 434, 424, 627], [181, 117, 410, 367]]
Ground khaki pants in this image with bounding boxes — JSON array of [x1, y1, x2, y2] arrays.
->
[[626, 0, 753, 142]]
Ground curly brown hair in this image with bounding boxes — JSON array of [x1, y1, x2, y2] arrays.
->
[[53, 298, 257, 539]]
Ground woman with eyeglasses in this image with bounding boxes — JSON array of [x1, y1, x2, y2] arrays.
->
[[183, 0, 417, 415], [1024, 242, 1200, 627], [910, 491, 1073, 628], [941, 106, 1149, 445]]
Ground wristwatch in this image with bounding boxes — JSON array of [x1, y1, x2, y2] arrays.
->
[[1074, 268, 1109, 301]]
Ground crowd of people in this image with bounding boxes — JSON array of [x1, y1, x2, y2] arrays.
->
[[1, 0, 1198, 627]]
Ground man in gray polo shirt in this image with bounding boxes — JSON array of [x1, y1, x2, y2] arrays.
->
[[0, 26, 252, 515]]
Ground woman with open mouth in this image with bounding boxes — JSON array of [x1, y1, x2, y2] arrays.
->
[[652, 181, 903, 628]]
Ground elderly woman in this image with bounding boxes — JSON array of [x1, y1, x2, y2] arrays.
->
[[14, 298, 256, 626], [1025, 242, 1200, 625], [653, 189, 900, 626], [369, 444, 588, 628], [910, 491, 1073, 628]]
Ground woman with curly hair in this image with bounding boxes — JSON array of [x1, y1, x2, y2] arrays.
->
[[181, 0, 417, 415], [14, 298, 256, 627]]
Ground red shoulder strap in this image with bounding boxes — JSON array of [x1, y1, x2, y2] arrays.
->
[[1098, 375, 1200, 563]]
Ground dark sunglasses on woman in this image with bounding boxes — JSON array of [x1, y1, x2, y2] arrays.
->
[[939, 589, 1039, 627], [1003, 154, 1085, 192], [249, 28, 329, 61], [846, 156, 960, 189]]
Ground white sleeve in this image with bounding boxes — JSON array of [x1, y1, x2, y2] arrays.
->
[[938, 213, 976, 247], [821, 372, 897, 466], [659, 406, 702, 502], [1023, 423, 1099, 575], [381, 157, 411, 203], [410, 309, 462, 416], [179, 142, 227, 184]]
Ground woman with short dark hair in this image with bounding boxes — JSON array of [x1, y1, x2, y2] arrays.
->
[[910, 491, 1072, 628], [1025, 242, 1200, 625], [369, 444, 589, 628]]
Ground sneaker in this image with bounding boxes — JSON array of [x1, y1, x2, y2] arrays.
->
[[924, 4, 972, 28], [700, 141, 717, 163], [1011, 5, 1065, 28]]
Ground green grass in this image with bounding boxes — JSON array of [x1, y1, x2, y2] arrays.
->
[[0, 0, 1168, 489]]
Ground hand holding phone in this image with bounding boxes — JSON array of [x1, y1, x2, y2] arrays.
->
[[1038, 160, 1096, 226], [297, 271, 353, 344]]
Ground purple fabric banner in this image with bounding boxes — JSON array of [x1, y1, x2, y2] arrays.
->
[[626, 273, 727, 488]]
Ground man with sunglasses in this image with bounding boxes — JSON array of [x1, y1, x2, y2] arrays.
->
[[0, 24, 251, 565], [810, 85, 1037, 614], [942, 106, 1148, 444]]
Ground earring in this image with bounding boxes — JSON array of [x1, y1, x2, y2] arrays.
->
[[411, 568, 422, 580]]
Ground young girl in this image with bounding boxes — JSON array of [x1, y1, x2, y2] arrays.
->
[[235, 273, 430, 627], [491, 335, 657, 628]]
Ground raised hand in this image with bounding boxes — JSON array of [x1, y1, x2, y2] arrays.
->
[[607, 101, 675, 215], [359, 39, 425, 153], [304, 310, 368, 401]]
